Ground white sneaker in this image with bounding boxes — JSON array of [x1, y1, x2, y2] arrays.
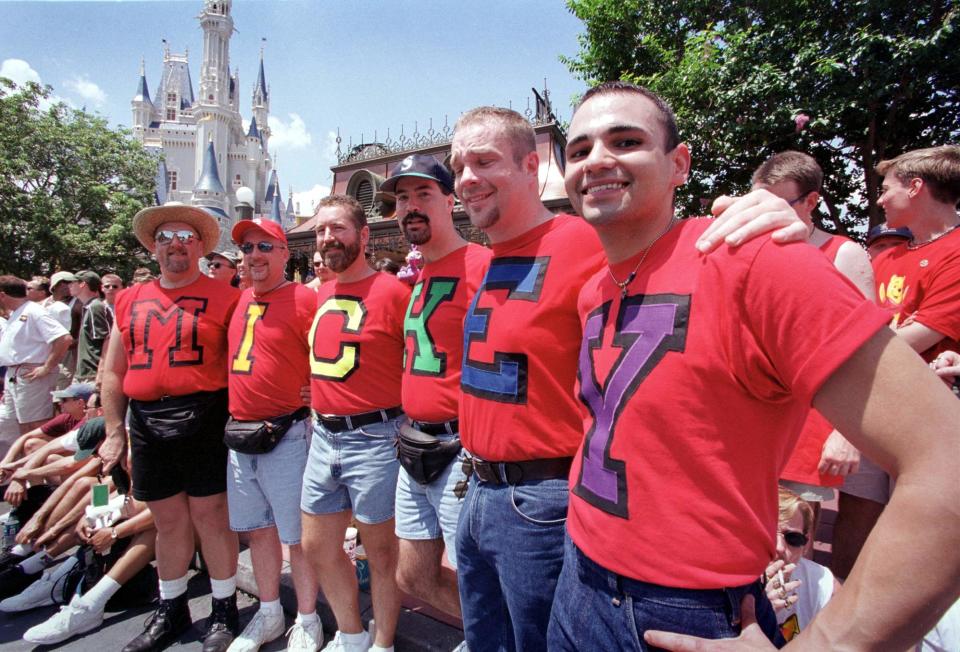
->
[[286, 617, 323, 652], [321, 628, 371, 652], [0, 556, 76, 612], [226, 609, 285, 652], [22, 594, 104, 645]]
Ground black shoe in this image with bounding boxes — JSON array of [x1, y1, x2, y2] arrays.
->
[[0, 565, 41, 600], [201, 594, 239, 652], [121, 594, 191, 652], [0, 548, 28, 573]]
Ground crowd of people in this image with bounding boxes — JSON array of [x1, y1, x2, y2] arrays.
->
[[0, 82, 957, 652]]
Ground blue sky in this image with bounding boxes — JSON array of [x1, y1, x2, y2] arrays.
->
[[0, 0, 587, 211]]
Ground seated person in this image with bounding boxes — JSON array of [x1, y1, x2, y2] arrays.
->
[[0, 382, 94, 483], [764, 487, 841, 642], [18, 490, 157, 646], [0, 415, 108, 598]]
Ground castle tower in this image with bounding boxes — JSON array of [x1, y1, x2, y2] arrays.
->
[[131, 58, 153, 135], [251, 49, 271, 152], [197, 0, 234, 108]]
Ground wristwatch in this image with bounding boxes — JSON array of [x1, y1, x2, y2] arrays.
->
[[110, 527, 119, 540]]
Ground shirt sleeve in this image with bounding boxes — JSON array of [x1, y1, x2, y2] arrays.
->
[[36, 309, 70, 343], [734, 240, 891, 403]]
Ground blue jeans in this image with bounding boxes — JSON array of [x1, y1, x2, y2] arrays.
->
[[456, 474, 568, 652], [547, 536, 781, 651]]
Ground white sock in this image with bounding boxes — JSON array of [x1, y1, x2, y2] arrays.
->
[[159, 574, 189, 600], [341, 630, 368, 644], [258, 598, 281, 617], [9, 543, 32, 556], [209, 576, 236, 600], [78, 576, 120, 612], [297, 611, 318, 624], [19, 551, 52, 574], [369, 646, 394, 652]]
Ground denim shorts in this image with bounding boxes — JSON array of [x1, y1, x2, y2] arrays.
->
[[300, 416, 401, 525], [227, 418, 309, 545], [395, 441, 470, 568], [547, 535, 781, 651]]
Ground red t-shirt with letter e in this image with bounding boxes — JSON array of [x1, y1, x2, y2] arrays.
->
[[459, 215, 605, 461]]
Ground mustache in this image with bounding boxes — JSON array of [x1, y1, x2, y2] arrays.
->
[[402, 211, 431, 225], [321, 241, 345, 253]]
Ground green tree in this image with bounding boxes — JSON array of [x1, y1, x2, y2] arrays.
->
[[564, 0, 960, 235], [0, 78, 158, 279]]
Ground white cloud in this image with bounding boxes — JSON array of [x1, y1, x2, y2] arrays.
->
[[267, 112, 312, 150], [292, 183, 330, 217], [0, 59, 41, 86], [65, 75, 107, 106]]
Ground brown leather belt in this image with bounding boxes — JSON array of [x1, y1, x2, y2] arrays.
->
[[471, 457, 573, 485], [315, 406, 402, 433]]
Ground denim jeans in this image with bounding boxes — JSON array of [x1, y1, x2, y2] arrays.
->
[[456, 474, 568, 652], [547, 535, 781, 651]]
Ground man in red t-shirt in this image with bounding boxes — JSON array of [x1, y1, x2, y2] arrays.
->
[[832, 145, 960, 580], [99, 202, 242, 652], [224, 218, 322, 651], [300, 195, 411, 652], [380, 155, 491, 623], [548, 82, 960, 652]]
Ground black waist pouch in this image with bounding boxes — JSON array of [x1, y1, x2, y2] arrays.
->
[[223, 406, 310, 455], [129, 390, 226, 441], [397, 420, 462, 485]]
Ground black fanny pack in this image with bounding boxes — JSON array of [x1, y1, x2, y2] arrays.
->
[[223, 406, 310, 455], [130, 390, 225, 441], [397, 420, 462, 485]]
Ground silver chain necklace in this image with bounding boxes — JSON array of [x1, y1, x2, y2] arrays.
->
[[608, 218, 677, 299]]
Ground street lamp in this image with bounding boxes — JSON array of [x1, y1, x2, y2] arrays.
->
[[235, 186, 255, 221]]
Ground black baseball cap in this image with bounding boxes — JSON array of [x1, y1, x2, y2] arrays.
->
[[380, 154, 454, 194], [866, 224, 912, 246]]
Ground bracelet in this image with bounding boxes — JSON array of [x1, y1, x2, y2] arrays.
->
[[110, 527, 118, 540]]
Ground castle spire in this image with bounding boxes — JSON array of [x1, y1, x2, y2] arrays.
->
[[255, 45, 268, 102], [194, 139, 226, 195], [133, 57, 151, 104]]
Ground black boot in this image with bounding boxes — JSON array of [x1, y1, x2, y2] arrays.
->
[[201, 593, 239, 652], [122, 593, 191, 652]]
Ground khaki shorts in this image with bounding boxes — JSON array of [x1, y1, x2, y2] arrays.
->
[[2, 365, 57, 424]]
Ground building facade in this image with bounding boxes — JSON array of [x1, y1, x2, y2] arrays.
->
[[131, 0, 295, 251]]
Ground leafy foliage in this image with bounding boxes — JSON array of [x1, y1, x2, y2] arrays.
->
[[0, 78, 158, 279], [564, 0, 960, 234]]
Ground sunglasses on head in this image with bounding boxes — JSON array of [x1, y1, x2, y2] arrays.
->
[[781, 530, 808, 548], [240, 241, 284, 254], [155, 229, 197, 245]]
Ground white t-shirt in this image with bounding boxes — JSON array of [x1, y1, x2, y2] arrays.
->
[[43, 299, 72, 331], [917, 599, 960, 652], [0, 301, 70, 367], [777, 557, 836, 641]]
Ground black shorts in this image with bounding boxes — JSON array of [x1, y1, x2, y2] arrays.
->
[[129, 389, 229, 502]]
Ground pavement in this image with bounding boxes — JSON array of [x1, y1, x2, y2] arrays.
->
[[0, 548, 463, 651]]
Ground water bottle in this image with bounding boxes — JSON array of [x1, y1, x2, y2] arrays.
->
[[2, 514, 19, 549]]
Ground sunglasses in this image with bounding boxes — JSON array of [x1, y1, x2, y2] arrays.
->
[[103, 284, 122, 289], [781, 530, 808, 548], [786, 192, 811, 207], [240, 241, 285, 254], [155, 229, 197, 245], [312, 261, 323, 267], [209, 262, 234, 270]]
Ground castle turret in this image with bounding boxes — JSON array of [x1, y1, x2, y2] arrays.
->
[[251, 49, 270, 151], [131, 58, 153, 133], [198, 0, 234, 108]]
